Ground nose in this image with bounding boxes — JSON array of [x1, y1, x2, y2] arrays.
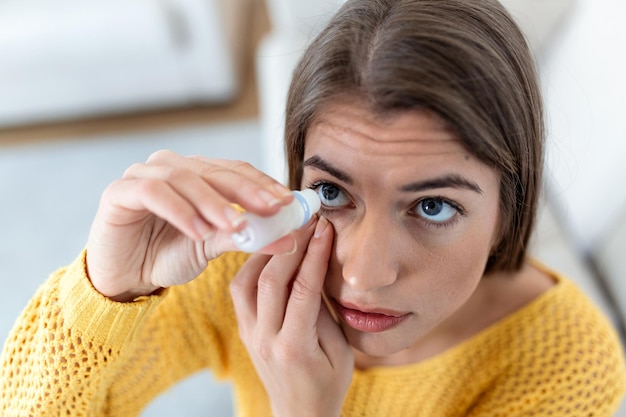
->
[[338, 214, 399, 292]]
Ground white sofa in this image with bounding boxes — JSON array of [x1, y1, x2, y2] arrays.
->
[[0, 0, 250, 126]]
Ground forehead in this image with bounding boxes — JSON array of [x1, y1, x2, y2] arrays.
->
[[304, 103, 470, 164], [301, 102, 503, 194]]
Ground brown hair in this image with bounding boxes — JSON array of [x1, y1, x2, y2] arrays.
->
[[285, 0, 544, 272]]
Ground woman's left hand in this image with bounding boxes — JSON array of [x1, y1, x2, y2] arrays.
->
[[230, 216, 354, 417]]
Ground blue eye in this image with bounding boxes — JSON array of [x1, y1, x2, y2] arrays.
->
[[315, 183, 349, 208], [415, 198, 457, 223]]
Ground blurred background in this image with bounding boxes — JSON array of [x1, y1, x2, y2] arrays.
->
[[1, 0, 625, 415]]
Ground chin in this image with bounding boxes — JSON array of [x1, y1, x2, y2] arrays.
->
[[343, 325, 416, 359]]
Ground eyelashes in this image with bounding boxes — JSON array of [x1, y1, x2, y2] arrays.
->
[[308, 181, 350, 209], [410, 197, 464, 228], [306, 180, 465, 228]]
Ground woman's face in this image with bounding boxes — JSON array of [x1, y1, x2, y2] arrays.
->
[[301, 102, 502, 360]]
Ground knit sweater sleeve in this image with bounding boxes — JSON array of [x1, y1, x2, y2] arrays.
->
[[0, 249, 248, 417]]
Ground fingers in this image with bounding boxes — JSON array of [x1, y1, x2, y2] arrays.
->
[[101, 176, 216, 241], [231, 216, 352, 415], [188, 155, 294, 210], [142, 150, 293, 214], [281, 217, 333, 336], [239, 216, 334, 337], [121, 163, 240, 231], [111, 150, 293, 242], [230, 216, 326, 341], [230, 253, 271, 337], [229, 221, 309, 340], [254, 219, 318, 335]]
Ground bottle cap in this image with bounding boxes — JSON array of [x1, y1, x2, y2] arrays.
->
[[294, 189, 321, 226]]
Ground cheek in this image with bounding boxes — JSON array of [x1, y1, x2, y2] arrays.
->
[[401, 246, 484, 328], [409, 239, 487, 289], [412, 221, 498, 318], [322, 204, 498, 302], [438, 205, 499, 272]]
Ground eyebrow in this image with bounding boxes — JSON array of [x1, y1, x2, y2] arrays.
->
[[304, 155, 353, 184], [303, 155, 483, 194], [400, 174, 483, 194]]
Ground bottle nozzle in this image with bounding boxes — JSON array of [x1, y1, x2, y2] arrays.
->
[[293, 189, 321, 226]]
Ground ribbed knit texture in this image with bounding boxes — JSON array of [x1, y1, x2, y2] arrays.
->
[[1, 251, 625, 416]]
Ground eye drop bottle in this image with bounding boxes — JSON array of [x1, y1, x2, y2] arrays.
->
[[231, 189, 321, 253]]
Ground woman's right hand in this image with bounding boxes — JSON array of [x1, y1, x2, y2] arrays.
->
[[85, 150, 296, 302]]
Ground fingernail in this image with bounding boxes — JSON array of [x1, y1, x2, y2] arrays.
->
[[193, 217, 214, 240], [285, 238, 298, 255], [224, 206, 246, 228], [258, 189, 282, 207], [314, 216, 329, 238]]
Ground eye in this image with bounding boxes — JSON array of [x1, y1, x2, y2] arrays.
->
[[414, 198, 458, 223], [312, 182, 350, 208]]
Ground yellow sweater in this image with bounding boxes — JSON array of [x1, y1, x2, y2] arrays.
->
[[1, 250, 625, 416]]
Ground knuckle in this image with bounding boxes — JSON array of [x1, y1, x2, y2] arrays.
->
[[197, 163, 222, 178], [189, 155, 216, 164], [230, 160, 253, 171], [122, 162, 145, 179], [199, 160, 253, 180], [100, 179, 124, 202], [256, 269, 283, 298], [290, 274, 318, 302], [274, 339, 303, 363], [252, 334, 274, 362], [146, 149, 176, 164], [230, 160, 278, 186], [135, 178, 165, 198], [160, 166, 188, 183]]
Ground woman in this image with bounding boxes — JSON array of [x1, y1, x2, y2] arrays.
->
[[2, 0, 625, 415]]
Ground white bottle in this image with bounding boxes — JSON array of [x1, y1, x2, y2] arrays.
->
[[231, 189, 321, 252]]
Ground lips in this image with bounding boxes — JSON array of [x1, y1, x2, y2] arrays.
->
[[333, 300, 410, 333]]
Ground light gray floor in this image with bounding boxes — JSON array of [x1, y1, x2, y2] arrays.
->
[[0, 120, 265, 416]]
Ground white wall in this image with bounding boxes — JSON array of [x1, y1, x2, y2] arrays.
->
[[540, 0, 626, 251], [257, 0, 346, 183]]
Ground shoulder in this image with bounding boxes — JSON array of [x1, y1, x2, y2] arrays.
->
[[462, 263, 626, 415], [487, 262, 624, 371], [510, 262, 620, 348], [490, 264, 626, 415]]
